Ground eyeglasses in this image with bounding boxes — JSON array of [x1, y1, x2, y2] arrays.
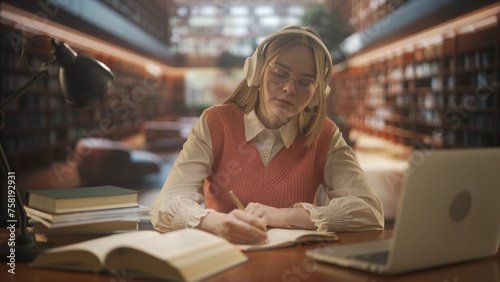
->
[[266, 63, 317, 95]]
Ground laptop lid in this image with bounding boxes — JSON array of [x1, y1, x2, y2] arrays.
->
[[306, 148, 500, 274], [386, 148, 500, 274]]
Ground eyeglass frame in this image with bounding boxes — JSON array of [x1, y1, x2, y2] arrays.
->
[[265, 63, 318, 95]]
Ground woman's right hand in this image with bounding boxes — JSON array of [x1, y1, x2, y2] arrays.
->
[[198, 210, 267, 244]]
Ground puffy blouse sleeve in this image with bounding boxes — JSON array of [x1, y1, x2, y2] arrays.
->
[[294, 127, 385, 232], [150, 113, 216, 232]]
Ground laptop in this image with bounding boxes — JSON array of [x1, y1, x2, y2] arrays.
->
[[306, 148, 500, 275]]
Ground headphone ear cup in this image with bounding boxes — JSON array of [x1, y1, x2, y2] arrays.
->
[[243, 55, 255, 87], [243, 49, 264, 87], [324, 85, 331, 97], [307, 84, 331, 108]]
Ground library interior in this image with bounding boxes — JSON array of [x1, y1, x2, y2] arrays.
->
[[0, 0, 499, 281]]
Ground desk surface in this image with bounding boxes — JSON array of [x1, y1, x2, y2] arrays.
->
[[4, 229, 500, 282]]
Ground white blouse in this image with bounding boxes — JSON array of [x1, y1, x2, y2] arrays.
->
[[150, 109, 384, 232]]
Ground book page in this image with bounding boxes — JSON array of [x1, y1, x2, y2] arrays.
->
[[268, 228, 338, 243], [237, 228, 338, 251], [108, 229, 245, 264], [33, 230, 159, 270], [105, 229, 248, 281]]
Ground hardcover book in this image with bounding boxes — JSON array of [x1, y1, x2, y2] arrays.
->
[[27, 185, 139, 214], [32, 229, 248, 281], [25, 205, 149, 228]]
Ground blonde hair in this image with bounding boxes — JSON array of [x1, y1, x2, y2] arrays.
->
[[222, 25, 332, 147]]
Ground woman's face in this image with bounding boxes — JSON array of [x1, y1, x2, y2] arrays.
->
[[257, 44, 317, 129]]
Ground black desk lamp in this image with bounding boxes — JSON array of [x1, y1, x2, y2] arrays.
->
[[0, 35, 114, 262]]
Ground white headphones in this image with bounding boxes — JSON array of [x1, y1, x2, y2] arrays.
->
[[243, 28, 332, 97]]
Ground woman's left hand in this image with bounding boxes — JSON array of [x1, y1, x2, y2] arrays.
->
[[245, 202, 316, 229]]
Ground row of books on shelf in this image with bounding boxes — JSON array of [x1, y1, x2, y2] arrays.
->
[[367, 91, 494, 110], [25, 185, 150, 245], [374, 49, 494, 82], [3, 121, 146, 155], [370, 71, 494, 94], [4, 110, 151, 132], [364, 110, 496, 129]]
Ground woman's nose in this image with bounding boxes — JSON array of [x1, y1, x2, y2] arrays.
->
[[281, 79, 296, 94]]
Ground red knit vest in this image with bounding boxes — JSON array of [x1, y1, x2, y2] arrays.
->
[[203, 104, 335, 213]]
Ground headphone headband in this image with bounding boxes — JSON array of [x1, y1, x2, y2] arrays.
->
[[243, 28, 332, 89], [258, 29, 332, 64]]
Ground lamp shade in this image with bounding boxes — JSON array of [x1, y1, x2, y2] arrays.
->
[[59, 56, 114, 108]]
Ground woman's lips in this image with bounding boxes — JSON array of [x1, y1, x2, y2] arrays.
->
[[275, 98, 294, 107]]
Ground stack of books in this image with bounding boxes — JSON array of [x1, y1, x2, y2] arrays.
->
[[25, 185, 150, 245]]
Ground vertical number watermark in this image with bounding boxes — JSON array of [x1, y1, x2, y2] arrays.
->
[[6, 172, 16, 274]]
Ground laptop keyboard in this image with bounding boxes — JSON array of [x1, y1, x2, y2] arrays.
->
[[347, 251, 389, 265]]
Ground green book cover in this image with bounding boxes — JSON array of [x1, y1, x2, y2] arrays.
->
[[27, 185, 140, 214], [27, 185, 138, 200]]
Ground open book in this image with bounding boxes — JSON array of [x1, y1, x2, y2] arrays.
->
[[32, 229, 248, 281], [237, 228, 339, 251]]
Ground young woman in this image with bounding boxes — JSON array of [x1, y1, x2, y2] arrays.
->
[[151, 25, 384, 244]]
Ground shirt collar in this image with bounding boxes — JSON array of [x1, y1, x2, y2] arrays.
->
[[244, 109, 298, 149]]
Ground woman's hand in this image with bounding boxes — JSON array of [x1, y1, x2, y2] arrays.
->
[[245, 202, 316, 230], [198, 210, 267, 244]]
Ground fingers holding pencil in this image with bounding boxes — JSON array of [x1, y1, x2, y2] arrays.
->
[[199, 210, 267, 244], [225, 190, 267, 243], [229, 190, 267, 230], [226, 209, 267, 243]]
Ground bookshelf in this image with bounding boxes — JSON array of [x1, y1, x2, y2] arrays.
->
[[329, 15, 499, 149], [1, 23, 185, 172]]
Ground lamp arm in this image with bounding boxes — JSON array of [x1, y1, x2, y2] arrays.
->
[[0, 143, 28, 235], [0, 68, 50, 236], [0, 69, 49, 111]]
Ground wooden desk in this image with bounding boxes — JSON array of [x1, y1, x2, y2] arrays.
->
[[4, 230, 499, 282]]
